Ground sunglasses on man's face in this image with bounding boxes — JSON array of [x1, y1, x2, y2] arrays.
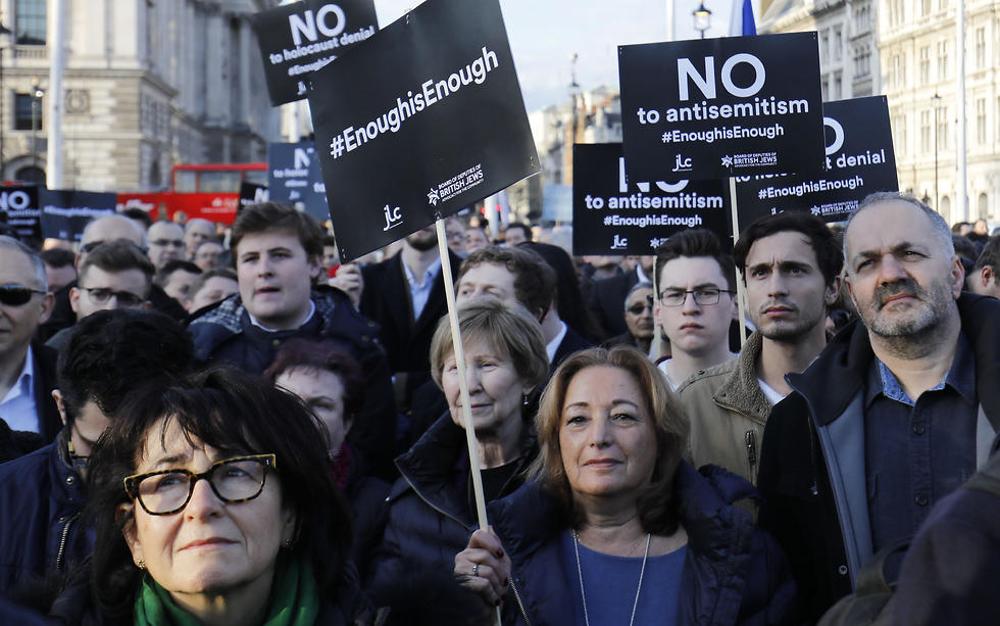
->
[[0, 284, 47, 306]]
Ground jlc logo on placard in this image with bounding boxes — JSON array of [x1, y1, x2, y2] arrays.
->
[[611, 234, 629, 250], [382, 205, 403, 231]]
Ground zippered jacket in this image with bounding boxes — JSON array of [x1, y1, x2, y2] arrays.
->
[[488, 463, 797, 626], [367, 414, 536, 625], [0, 429, 93, 595], [757, 293, 1000, 622], [679, 332, 770, 485]]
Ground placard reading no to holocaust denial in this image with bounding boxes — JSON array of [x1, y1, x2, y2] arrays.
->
[[308, 0, 539, 261], [734, 96, 899, 229], [573, 144, 729, 255], [251, 0, 379, 106], [619, 32, 825, 182]]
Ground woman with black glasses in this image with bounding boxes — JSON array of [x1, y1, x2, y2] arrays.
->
[[28, 367, 365, 626]]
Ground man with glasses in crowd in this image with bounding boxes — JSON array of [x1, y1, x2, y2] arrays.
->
[[0, 309, 192, 595], [44, 240, 155, 352], [0, 236, 58, 442], [654, 228, 738, 390], [146, 220, 186, 271], [679, 212, 842, 485]]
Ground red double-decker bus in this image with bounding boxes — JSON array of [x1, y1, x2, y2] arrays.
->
[[117, 163, 267, 225]]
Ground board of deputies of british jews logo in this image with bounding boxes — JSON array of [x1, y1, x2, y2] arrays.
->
[[426, 163, 485, 208]]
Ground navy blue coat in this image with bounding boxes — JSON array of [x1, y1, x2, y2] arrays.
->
[[489, 463, 797, 626], [0, 430, 93, 595], [368, 415, 535, 625], [187, 286, 398, 479]]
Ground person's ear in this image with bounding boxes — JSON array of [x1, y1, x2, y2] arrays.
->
[[281, 508, 298, 546], [38, 292, 55, 325], [52, 389, 68, 426], [308, 255, 322, 281], [950, 256, 965, 298], [980, 266, 994, 288], [825, 276, 842, 307], [118, 504, 144, 568], [69, 287, 81, 315]]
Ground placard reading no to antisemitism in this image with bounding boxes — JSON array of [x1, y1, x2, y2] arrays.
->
[[619, 32, 825, 183]]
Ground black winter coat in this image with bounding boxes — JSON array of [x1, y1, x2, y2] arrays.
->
[[187, 287, 398, 479], [487, 462, 797, 626], [0, 431, 92, 596], [368, 414, 536, 625]]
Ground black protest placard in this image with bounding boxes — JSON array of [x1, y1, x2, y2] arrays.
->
[[573, 144, 729, 255], [734, 96, 898, 228], [619, 33, 825, 182], [251, 0, 378, 106], [39, 190, 116, 242], [308, 0, 539, 262], [267, 142, 329, 221], [0, 185, 41, 242], [239, 182, 269, 212]]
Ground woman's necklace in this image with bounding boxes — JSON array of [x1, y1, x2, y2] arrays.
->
[[572, 530, 651, 626]]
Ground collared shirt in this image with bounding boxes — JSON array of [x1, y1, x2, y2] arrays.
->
[[545, 320, 568, 364], [0, 345, 39, 433], [864, 331, 977, 555], [247, 300, 316, 332], [403, 257, 442, 321]]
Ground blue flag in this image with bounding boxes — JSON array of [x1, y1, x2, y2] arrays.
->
[[729, 0, 757, 36]]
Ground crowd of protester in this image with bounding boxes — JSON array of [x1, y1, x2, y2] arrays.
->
[[0, 194, 997, 625]]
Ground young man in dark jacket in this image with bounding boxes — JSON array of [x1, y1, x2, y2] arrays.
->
[[187, 202, 397, 479], [0, 309, 193, 596], [757, 193, 1000, 621]]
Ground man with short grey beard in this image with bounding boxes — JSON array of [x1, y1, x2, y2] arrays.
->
[[756, 192, 1000, 621]]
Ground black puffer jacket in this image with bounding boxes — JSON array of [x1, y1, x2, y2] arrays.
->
[[367, 414, 536, 625]]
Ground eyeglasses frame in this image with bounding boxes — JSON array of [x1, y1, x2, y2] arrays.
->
[[123, 453, 278, 516], [78, 286, 146, 307], [657, 287, 734, 307]]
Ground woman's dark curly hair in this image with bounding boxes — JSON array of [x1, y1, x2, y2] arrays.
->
[[85, 367, 352, 621], [527, 346, 690, 536]]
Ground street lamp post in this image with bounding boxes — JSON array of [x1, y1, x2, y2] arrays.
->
[[0, 22, 11, 179], [31, 83, 43, 175], [932, 93, 942, 213], [693, 2, 712, 39]]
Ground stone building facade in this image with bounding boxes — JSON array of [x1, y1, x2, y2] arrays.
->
[[0, 0, 279, 192]]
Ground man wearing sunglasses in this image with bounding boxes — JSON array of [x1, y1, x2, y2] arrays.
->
[[0, 236, 58, 441], [678, 212, 842, 486], [44, 240, 155, 353], [0, 308, 193, 595]]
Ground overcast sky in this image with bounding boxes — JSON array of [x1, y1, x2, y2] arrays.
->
[[372, 1, 755, 112]]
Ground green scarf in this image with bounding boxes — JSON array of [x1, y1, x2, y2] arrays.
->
[[133, 556, 319, 626]]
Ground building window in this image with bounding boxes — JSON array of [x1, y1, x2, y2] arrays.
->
[[921, 110, 931, 152], [937, 107, 948, 150], [977, 98, 986, 144], [820, 31, 829, 64], [937, 41, 949, 81], [976, 27, 986, 69], [833, 71, 842, 100], [15, 0, 46, 45], [978, 193, 989, 220], [833, 26, 843, 62], [922, 0, 931, 15], [14, 93, 42, 130], [920, 47, 930, 84]]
